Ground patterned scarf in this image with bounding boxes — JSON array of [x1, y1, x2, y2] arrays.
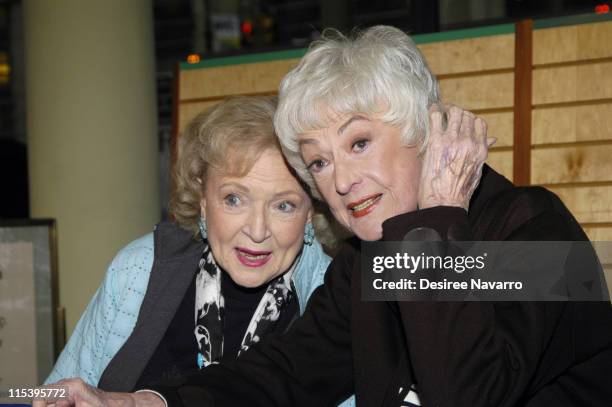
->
[[194, 240, 295, 369]]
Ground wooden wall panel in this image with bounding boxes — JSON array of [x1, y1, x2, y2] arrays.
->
[[487, 150, 513, 180], [174, 21, 612, 245], [480, 111, 514, 147], [592, 241, 612, 264], [532, 103, 612, 144], [532, 145, 612, 185], [419, 34, 514, 75], [178, 101, 221, 134], [584, 226, 612, 242], [549, 186, 612, 223], [533, 61, 612, 105], [439, 72, 514, 110], [533, 21, 612, 65], [180, 59, 299, 100], [605, 268, 612, 296]]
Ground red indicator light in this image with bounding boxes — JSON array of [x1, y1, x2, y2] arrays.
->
[[241, 21, 253, 35], [186, 54, 200, 64], [595, 4, 610, 14]]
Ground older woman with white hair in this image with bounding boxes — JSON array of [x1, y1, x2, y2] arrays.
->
[[35, 26, 611, 407]]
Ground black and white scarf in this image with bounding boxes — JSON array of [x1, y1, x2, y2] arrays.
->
[[194, 240, 295, 369]]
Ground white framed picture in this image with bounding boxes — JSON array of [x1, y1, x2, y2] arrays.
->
[[0, 219, 63, 401]]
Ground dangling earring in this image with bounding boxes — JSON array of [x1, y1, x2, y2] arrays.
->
[[304, 222, 314, 246], [198, 217, 208, 240]]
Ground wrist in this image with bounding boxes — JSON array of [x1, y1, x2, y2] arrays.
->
[[132, 391, 166, 407], [419, 200, 468, 211]]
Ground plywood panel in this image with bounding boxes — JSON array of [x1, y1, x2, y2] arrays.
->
[[532, 145, 612, 184], [480, 111, 513, 147], [534, 21, 612, 65], [549, 185, 612, 223], [439, 72, 514, 110], [532, 103, 612, 145], [593, 241, 612, 264], [591, 241, 612, 296], [487, 150, 513, 181], [179, 58, 299, 100], [178, 101, 221, 134], [420, 34, 514, 75], [533, 61, 612, 105], [604, 267, 612, 297], [584, 226, 612, 242]]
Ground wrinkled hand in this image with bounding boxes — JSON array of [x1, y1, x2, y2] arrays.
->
[[417, 104, 494, 211], [32, 378, 164, 407]]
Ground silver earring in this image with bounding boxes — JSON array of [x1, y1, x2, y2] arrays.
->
[[304, 222, 314, 246], [198, 217, 207, 239]]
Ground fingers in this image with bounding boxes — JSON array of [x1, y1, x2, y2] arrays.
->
[[446, 104, 463, 137], [429, 103, 444, 136], [460, 111, 475, 143]]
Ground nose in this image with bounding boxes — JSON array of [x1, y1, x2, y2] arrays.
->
[[244, 204, 270, 243], [334, 156, 360, 195]]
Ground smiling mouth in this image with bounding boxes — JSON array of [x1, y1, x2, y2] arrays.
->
[[235, 247, 272, 267], [347, 194, 382, 218]]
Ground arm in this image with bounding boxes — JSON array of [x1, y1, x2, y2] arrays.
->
[[386, 104, 602, 406], [45, 234, 154, 386], [149, 244, 356, 407], [384, 203, 576, 407], [33, 378, 165, 407]]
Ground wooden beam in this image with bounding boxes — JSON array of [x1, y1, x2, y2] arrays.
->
[[513, 19, 533, 186]]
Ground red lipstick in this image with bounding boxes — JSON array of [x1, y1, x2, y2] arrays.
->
[[235, 247, 272, 267], [347, 193, 382, 218]]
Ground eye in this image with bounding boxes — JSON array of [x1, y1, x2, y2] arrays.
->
[[307, 159, 327, 173], [223, 194, 241, 207], [352, 139, 369, 152], [276, 201, 297, 213]]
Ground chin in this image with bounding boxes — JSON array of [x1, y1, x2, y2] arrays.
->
[[227, 270, 263, 288], [354, 225, 383, 241]]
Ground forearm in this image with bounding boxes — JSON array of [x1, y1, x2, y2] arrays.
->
[[383, 205, 572, 406]]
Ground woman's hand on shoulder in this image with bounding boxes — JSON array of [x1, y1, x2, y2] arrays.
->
[[417, 103, 495, 211], [32, 378, 166, 407]]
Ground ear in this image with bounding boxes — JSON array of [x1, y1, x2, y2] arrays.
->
[[198, 177, 207, 220], [306, 206, 313, 224], [199, 194, 207, 221]]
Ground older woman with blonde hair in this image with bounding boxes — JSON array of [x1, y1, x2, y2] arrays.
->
[[43, 96, 354, 406]]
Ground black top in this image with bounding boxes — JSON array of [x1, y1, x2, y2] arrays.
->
[[220, 271, 269, 363], [135, 269, 298, 388], [152, 165, 612, 407]]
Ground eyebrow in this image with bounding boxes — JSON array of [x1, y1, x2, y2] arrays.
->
[[298, 138, 317, 147], [338, 115, 370, 135], [273, 190, 303, 199], [298, 114, 370, 146], [218, 182, 249, 192]]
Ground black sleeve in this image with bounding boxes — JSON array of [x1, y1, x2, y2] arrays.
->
[[149, 244, 356, 407], [382, 201, 611, 407]]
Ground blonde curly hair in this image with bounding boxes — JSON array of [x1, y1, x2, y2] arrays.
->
[[170, 96, 284, 236]]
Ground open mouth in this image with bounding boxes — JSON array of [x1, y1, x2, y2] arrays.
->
[[347, 194, 383, 218], [235, 247, 272, 267]]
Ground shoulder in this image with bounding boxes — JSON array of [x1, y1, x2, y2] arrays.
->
[[113, 233, 154, 262], [316, 237, 361, 287], [478, 185, 584, 240], [106, 232, 155, 296], [484, 185, 572, 223], [292, 239, 332, 311]]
